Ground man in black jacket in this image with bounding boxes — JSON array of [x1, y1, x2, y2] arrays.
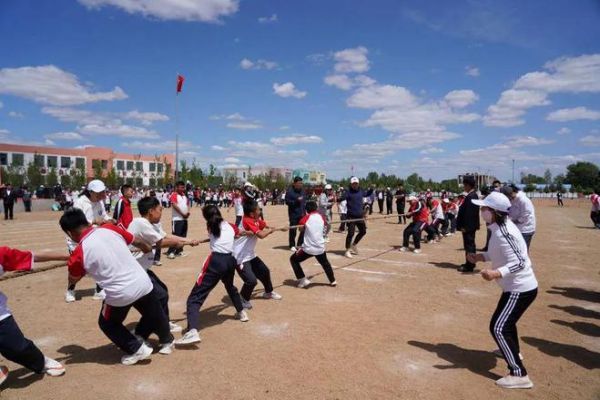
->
[[2, 184, 17, 220], [456, 176, 480, 272], [285, 177, 306, 251]]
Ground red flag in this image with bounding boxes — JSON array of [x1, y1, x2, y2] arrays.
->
[[176, 74, 185, 93]]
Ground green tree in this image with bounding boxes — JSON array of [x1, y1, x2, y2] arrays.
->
[[163, 157, 172, 185], [26, 162, 44, 188], [72, 165, 87, 189], [46, 167, 59, 187], [524, 183, 537, 192], [544, 169, 552, 184], [92, 160, 104, 179], [565, 161, 600, 191], [105, 167, 118, 189]]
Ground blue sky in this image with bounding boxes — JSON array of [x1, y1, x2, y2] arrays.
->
[[1, 0, 600, 180]]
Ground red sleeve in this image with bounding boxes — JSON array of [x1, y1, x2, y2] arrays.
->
[[169, 193, 178, 204], [298, 214, 309, 226], [0, 247, 33, 273], [101, 224, 134, 245], [229, 223, 240, 236], [67, 245, 86, 278], [258, 219, 267, 230], [242, 217, 261, 234]]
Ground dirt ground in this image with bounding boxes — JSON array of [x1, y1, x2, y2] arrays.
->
[[0, 198, 598, 400]]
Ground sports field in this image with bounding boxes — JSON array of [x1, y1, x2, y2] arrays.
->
[[0, 200, 598, 399]]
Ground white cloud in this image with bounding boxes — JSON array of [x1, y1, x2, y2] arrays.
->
[[580, 135, 600, 146], [306, 53, 328, 66], [465, 66, 480, 77], [279, 125, 290, 130], [273, 82, 307, 99], [346, 84, 417, 109], [78, 0, 239, 23], [324, 74, 376, 91], [122, 140, 198, 150], [44, 132, 84, 141], [557, 127, 571, 135], [485, 54, 600, 127], [443, 89, 479, 108], [333, 46, 370, 74], [508, 135, 555, 146], [270, 135, 323, 146], [0, 128, 9, 135], [211, 145, 225, 151], [210, 112, 247, 120], [240, 58, 278, 70], [226, 121, 262, 130], [0, 65, 127, 106], [8, 111, 24, 119], [546, 107, 600, 122], [124, 110, 169, 125], [224, 157, 240, 163], [79, 123, 159, 138], [224, 140, 309, 164], [258, 13, 277, 23], [420, 147, 445, 154]]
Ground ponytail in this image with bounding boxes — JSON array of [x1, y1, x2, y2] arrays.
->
[[202, 204, 223, 237]]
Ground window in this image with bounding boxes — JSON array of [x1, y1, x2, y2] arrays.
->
[[47, 156, 58, 168], [75, 157, 85, 169], [116, 160, 125, 170], [101, 160, 108, 169], [149, 162, 156, 172], [135, 161, 143, 171], [0, 153, 7, 166], [61, 157, 71, 168], [92, 159, 101, 169], [157, 163, 163, 173], [34, 154, 45, 167], [126, 161, 134, 171], [12, 153, 24, 166]]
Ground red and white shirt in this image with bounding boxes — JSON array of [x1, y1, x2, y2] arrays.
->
[[431, 199, 445, 220], [233, 217, 266, 264], [299, 212, 326, 255], [209, 221, 239, 254], [68, 225, 153, 307], [591, 194, 600, 212], [0, 247, 34, 321], [128, 217, 167, 271], [170, 192, 189, 221]]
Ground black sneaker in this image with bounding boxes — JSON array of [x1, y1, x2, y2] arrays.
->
[[457, 264, 475, 273]]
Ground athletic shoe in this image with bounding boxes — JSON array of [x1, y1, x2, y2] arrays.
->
[[65, 289, 76, 303], [167, 253, 176, 260], [351, 244, 359, 255], [43, 357, 65, 376], [345, 250, 353, 259], [457, 265, 475, 273], [413, 249, 422, 254], [176, 252, 188, 258], [399, 247, 408, 252], [324, 237, 331, 243], [290, 246, 298, 252], [262, 291, 282, 300], [153, 261, 162, 266], [0, 366, 8, 386], [330, 281, 337, 287], [235, 310, 249, 322], [169, 321, 183, 333], [121, 343, 153, 365], [175, 329, 201, 345], [241, 299, 253, 309], [493, 348, 524, 360], [92, 289, 106, 300], [158, 341, 174, 355], [495, 375, 533, 389], [297, 277, 311, 288]]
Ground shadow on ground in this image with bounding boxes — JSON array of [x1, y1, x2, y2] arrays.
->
[[547, 287, 600, 303], [550, 319, 600, 337], [549, 304, 600, 320], [522, 337, 600, 370]]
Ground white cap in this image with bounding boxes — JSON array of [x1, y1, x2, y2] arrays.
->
[[472, 192, 511, 213], [408, 195, 417, 202], [443, 198, 450, 203], [324, 184, 332, 190], [244, 182, 252, 187], [350, 177, 359, 184], [87, 179, 106, 193]]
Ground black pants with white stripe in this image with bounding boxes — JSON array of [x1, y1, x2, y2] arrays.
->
[[490, 288, 537, 377], [236, 257, 274, 301]]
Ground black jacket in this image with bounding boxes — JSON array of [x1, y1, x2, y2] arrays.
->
[[285, 187, 306, 220], [456, 190, 480, 232], [2, 189, 17, 206]]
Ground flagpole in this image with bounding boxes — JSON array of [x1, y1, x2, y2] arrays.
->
[[175, 74, 180, 185]]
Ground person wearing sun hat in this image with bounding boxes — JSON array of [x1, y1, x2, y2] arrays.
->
[[466, 191, 538, 390]]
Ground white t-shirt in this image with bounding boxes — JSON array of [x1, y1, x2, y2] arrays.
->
[[209, 221, 238, 254], [128, 218, 166, 270], [68, 195, 110, 251], [299, 212, 326, 255], [339, 199, 347, 214], [170, 192, 189, 221], [233, 217, 266, 264], [68, 225, 153, 307], [234, 197, 244, 217]]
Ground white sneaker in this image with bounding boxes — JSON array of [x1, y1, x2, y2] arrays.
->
[[43, 357, 65, 376], [167, 253, 176, 260], [92, 289, 106, 300], [413, 249, 421, 254], [290, 246, 298, 253], [495, 375, 533, 389], [351, 244, 359, 255], [158, 341, 174, 355], [330, 281, 337, 287], [169, 321, 183, 333], [345, 250, 353, 259], [493, 348, 524, 360], [235, 310, 249, 322], [174, 329, 201, 345], [65, 289, 76, 303], [241, 299, 253, 309], [262, 291, 283, 300], [176, 252, 188, 258], [297, 277, 311, 288], [399, 246, 408, 252], [324, 237, 331, 243], [153, 260, 162, 266], [121, 343, 153, 365], [0, 365, 8, 386]]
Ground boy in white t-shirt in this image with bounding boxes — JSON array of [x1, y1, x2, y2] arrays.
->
[[289, 201, 337, 288], [233, 188, 244, 227], [166, 181, 191, 259], [128, 196, 201, 335], [59, 208, 174, 365]]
